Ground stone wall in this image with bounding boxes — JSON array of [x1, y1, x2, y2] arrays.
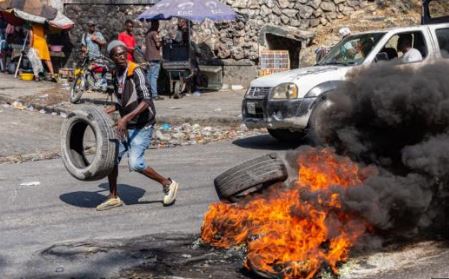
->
[[62, 0, 368, 86], [214, 0, 366, 62], [64, 0, 367, 63]]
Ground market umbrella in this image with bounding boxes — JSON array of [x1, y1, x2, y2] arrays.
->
[[137, 0, 237, 23], [0, 0, 74, 29]]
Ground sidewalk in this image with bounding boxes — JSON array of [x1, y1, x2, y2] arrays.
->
[[0, 73, 246, 125]]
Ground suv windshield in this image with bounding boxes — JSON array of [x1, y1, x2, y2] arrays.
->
[[318, 32, 386, 66]]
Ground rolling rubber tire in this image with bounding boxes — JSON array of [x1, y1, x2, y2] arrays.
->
[[214, 153, 288, 202], [60, 106, 117, 181]]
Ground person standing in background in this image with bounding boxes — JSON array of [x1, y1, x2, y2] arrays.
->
[[29, 23, 56, 81], [81, 20, 106, 60], [118, 19, 136, 62], [145, 20, 164, 100]]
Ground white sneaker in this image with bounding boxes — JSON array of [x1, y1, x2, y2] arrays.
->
[[163, 179, 179, 206], [193, 91, 201, 97]]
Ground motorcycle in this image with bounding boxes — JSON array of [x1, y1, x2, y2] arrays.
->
[[70, 55, 115, 104]]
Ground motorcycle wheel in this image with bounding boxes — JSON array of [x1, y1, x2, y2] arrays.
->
[[70, 74, 86, 104]]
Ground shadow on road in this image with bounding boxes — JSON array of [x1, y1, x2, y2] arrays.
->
[[233, 134, 311, 150], [60, 183, 162, 208]]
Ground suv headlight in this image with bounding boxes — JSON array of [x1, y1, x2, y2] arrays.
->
[[271, 83, 298, 99]]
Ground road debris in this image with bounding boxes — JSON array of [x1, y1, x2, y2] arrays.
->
[[151, 123, 265, 148], [19, 181, 41, 187], [12, 101, 25, 110]]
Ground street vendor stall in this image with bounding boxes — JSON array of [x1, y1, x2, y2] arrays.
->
[[0, 0, 74, 79], [137, 0, 236, 98]]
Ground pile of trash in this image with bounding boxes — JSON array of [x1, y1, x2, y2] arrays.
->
[[3, 101, 68, 118], [152, 123, 265, 148], [3, 101, 267, 149]]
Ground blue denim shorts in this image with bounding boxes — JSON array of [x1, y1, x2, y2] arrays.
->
[[116, 125, 153, 172]]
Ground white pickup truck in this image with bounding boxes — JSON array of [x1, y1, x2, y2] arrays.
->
[[242, 10, 449, 141]]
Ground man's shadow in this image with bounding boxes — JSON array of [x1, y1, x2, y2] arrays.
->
[[60, 183, 163, 208]]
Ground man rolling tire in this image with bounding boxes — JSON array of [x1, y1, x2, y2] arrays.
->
[[98, 40, 179, 211]]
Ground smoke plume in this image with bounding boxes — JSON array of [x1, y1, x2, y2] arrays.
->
[[310, 61, 449, 237]]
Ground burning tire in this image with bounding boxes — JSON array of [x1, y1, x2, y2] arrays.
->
[[214, 153, 288, 202], [60, 106, 117, 181]]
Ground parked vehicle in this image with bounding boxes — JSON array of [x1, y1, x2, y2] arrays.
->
[[242, 19, 449, 142], [70, 55, 114, 104]]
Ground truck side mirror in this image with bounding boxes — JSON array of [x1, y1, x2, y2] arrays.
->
[[375, 52, 389, 62]]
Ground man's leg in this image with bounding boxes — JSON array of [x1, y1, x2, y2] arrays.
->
[[43, 59, 54, 75], [128, 126, 178, 205], [96, 139, 127, 211], [107, 165, 119, 198], [141, 167, 171, 186], [128, 126, 170, 185], [150, 62, 163, 100]]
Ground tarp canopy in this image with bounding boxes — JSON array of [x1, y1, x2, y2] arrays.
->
[[137, 0, 237, 23], [0, 0, 74, 30], [0, 0, 57, 19]]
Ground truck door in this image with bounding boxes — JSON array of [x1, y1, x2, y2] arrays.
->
[[429, 25, 449, 58]]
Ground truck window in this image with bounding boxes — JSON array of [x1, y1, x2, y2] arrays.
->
[[377, 31, 428, 63], [317, 33, 385, 66], [436, 28, 449, 58], [429, 1, 449, 19]]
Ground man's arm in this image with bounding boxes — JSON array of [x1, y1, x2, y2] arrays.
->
[[104, 105, 117, 114], [29, 29, 34, 48], [92, 32, 106, 47]]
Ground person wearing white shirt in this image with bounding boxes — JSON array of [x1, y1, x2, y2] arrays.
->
[[397, 34, 423, 63]]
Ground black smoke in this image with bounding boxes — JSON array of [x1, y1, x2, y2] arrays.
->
[[310, 61, 449, 237]]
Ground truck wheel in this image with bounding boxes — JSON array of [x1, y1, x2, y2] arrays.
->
[[267, 128, 306, 142], [309, 99, 333, 145], [214, 153, 288, 202], [60, 106, 117, 181]]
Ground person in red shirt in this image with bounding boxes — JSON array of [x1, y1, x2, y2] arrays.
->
[[118, 19, 136, 61]]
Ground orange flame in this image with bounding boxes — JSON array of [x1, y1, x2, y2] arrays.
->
[[201, 148, 373, 278]]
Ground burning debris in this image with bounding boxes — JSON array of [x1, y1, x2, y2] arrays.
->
[[202, 148, 374, 278], [201, 62, 449, 278]]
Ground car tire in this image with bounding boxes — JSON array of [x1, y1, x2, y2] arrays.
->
[[60, 106, 117, 181], [214, 153, 288, 202], [267, 128, 306, 142], [308, 98, 333, 145]]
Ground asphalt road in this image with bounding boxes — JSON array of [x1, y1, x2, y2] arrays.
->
[[0, 136, 290, 278], [0, 108, 448, 278], [0, 105, 63, 157]]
